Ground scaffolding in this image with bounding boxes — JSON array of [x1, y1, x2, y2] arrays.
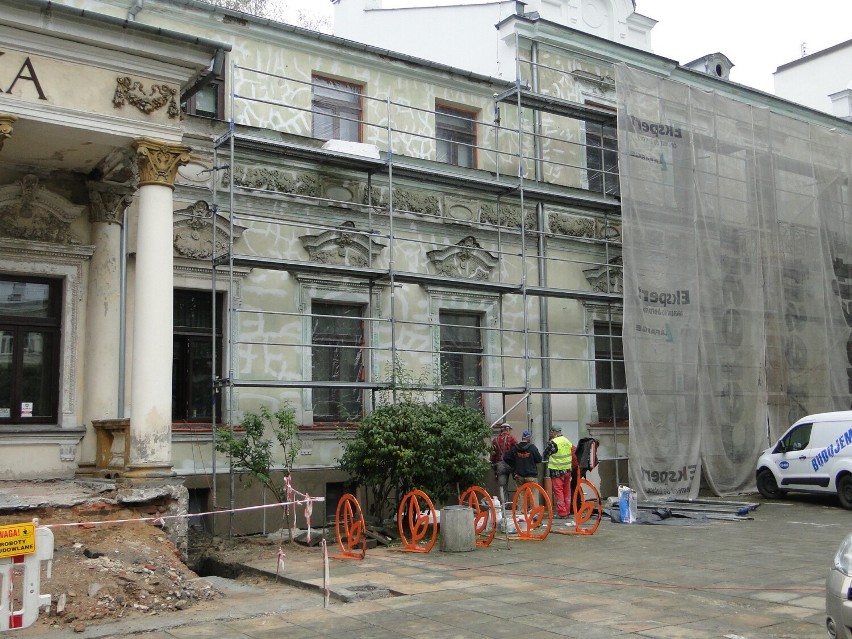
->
[[208, 35, 627, 515]]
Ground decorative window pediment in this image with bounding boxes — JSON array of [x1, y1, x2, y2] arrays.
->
[[299, 221, 386, 268], [0, 175, 84, 244], [427, 236, 497, 281], [173, 200, 245, 260]]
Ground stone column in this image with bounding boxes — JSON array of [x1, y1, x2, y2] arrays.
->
[[79, 183, 133, 471], [0, 114, 16, 151], [126, 139, 191, 478]]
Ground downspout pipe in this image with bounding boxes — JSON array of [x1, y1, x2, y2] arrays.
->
[[127, 0, 144, 21], [118, 207, 128, 417], [530, 42, 553, 433]]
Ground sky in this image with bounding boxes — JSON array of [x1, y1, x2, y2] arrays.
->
[[289, 0, 852, 94]]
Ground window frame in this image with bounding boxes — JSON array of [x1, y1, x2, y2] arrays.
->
[[584, 102, 619, 197], [592, 320, 628, 425], [181, 77, 225, 119], [172, 289, 224, 426], [311, 74, 364, 143], [435, 104, 478, 168], [0, 275, 62, 425], [439, 310, 484, 411], [310, 301, 365, 424]]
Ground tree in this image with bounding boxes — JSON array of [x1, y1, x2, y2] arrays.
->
[[338, 400, 492, 518], [208, 0, 332, 33], [215, 404, 302, 537]]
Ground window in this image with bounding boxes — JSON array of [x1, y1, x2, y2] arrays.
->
[[0, 276, 61, 424], [440, 311, 482, 410], [182, 79, 224, 119], [586, 121, 620, 197], [775, 423, 812, 453], [172, 289, 223, 424], [311, 76, 362, 142], [436, 105, 477, 168], [311, 302, 364, 422], [594, 322, 627, 423]]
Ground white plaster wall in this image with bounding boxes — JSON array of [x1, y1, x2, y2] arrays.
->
[[774, 43, 852, 115], [334, 0, 653, 80]]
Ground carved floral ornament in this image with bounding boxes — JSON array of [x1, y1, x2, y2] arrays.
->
[[0, 113, 15, 152], [299, 221, 386, 268], [427, 236, 497, 281], [133, 139, 192, 189], [0, 175, 83, 244], [173, 200, 246, 260], [113, 76, 180, 119], [87, 182, 133, 225]]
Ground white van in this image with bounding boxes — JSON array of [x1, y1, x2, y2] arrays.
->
[[755, 411, 852, 509]]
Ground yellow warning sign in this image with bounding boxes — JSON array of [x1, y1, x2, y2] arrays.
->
[[0, 522, 36, 558]]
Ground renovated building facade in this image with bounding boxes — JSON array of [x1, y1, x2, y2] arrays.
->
[[3, 0, 852, 532]]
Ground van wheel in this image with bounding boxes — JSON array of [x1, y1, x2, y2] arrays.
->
[[838, 475, 852, 510], [757, 469, 785, 499]]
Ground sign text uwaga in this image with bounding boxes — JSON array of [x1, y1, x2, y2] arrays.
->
[[0, 52, 48, 100], [0, 522, 36, 559]]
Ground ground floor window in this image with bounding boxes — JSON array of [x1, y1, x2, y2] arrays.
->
[[440, 311, 483, 411], [0, 275, 62, 424], [173, 289, 223, 424], [311, 302, 364, 422], [594, 321, 627, 423]]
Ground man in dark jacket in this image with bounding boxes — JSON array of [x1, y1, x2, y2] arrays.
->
[[504, 430, 542, 488]]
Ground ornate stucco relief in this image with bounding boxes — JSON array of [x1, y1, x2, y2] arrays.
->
[[299, 220, 386, 268], [583, 256, 623, 294], [0, 175, 84, 244], [0, 114, 16, 152], [480, 202, 536, 230], [88, 182, 133, 226], [393, 187, 441, 217], [113, 76, 180, 119], [427, 236, 497, 281], [223, 165, 321, 198], [173, 200, 246, 260], [549, 212, 596, 238]]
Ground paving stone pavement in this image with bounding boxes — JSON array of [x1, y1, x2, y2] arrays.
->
[[17, 494, 850, 639]]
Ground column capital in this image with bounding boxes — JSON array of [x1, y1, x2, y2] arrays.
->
[[133, 138, 191, 190], [87, 181, 134, 225], [0, 114, 17, 152]]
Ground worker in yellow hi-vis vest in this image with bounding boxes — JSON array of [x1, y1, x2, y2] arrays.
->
[[543, 425, 574, 519]]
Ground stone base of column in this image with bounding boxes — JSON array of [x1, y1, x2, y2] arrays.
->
[[124, 464, 176, 478]]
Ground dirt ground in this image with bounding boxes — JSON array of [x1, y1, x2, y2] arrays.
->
[[0, 509, 315, 633]]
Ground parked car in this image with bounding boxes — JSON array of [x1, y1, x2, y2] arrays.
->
[[826, 532, 852, 639], [755, 411, 852, 509]]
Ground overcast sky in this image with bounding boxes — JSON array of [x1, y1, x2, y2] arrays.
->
[[291, 0, 852, 94]]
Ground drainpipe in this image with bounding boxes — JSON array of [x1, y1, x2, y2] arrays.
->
[[530, 42, 553, 434], [127, 0, 144, 21], [118, 206, 128, 417]]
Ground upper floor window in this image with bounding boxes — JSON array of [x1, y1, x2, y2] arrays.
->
[[182, 78, 225, 119], [312, 76, 362, 142], [311, 302, 364, 422], [0, 276, 62, 424], [586, 120, 620, 197], [440, 311, 482, 410], [436, 105, 477, 168]]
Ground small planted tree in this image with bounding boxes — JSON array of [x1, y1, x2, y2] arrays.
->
[[338, 400, 492, 518], [215, 404, 301, 538]]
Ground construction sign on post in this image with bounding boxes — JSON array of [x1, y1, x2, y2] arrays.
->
[[1, 523, 53, 632], [0, 523, 36, 560]]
